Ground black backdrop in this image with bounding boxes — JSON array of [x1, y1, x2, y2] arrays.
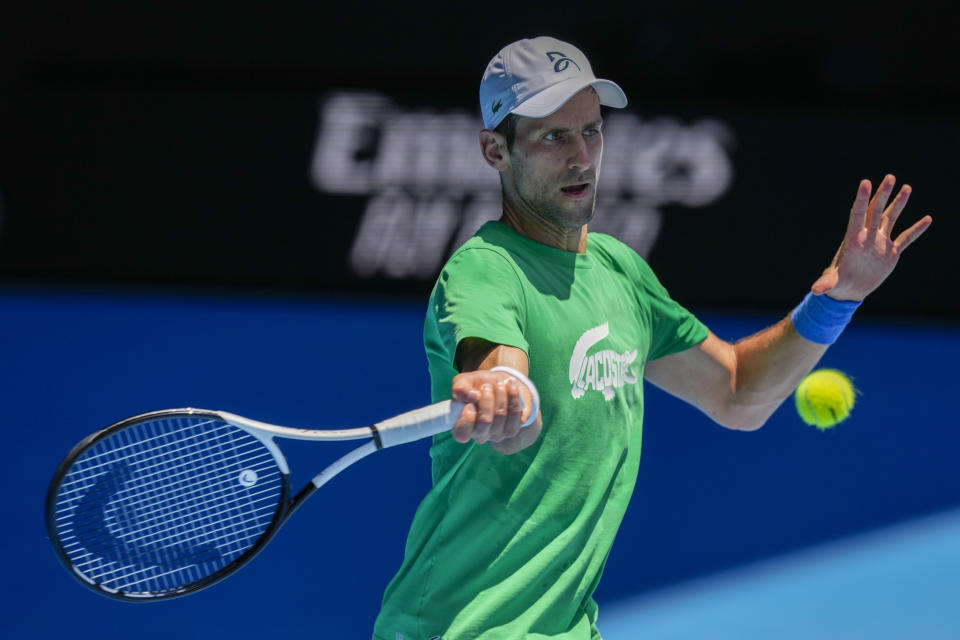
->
[[1, 1, 956, 318]]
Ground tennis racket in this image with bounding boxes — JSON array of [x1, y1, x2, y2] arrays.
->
[[46, 366, 539, 602]]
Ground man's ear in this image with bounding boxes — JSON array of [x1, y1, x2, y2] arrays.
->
[[479, 130, 510, 171]]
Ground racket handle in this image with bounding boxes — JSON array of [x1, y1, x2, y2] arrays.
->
[[374, 399, 465, 448], [375, 366, 539, 449]]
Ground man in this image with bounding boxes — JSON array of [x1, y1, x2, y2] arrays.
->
[[373, 36, 932, 639]]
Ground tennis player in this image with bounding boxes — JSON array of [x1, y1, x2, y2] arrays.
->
[[373, 36, 932, 639]]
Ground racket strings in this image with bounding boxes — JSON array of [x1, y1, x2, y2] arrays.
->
[[80, 514, 277, 583], [84, 491, 280, 554], [59, 430, 275, 537], [58, 418, 276, 584], [62, 418, 221, 466], [60, 439, 276, 527], [70, 468, 281, 544], [52, 416, 285, 596], [65, 484, 278, 563], [56, 421, 247, 498]]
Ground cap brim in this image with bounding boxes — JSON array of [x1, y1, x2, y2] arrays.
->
[[511, 77, 628, 119]]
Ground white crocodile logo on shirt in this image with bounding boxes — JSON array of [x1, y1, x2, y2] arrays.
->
[[569, 322, 638, 401]]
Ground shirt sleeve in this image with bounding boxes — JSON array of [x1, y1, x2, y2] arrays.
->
[[423, 247, 529, 400], [632, 252, 709, 362]]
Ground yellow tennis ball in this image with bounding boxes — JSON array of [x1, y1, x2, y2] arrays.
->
[[794, 369, 857, 430]]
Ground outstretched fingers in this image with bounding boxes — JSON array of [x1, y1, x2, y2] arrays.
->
[[860, 174, 931, 252], [893, 214, 933, 253], [847, 179, 871, 234], [848, 175, 920, 243], [865, 174, 896, 230], [879, 182, 912, 236]]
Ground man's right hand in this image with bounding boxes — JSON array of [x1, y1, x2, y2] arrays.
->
[[450, 366, 542, 455]]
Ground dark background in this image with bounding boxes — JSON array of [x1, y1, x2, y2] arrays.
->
[[0, 1, 956, 318]]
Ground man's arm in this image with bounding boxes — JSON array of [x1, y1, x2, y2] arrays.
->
[[645, 322, 826, 430], [451, 339, 543, 454], [645, 174, 932, 430]]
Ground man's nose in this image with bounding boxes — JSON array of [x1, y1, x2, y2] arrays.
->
[[568, 134, 592, 171]]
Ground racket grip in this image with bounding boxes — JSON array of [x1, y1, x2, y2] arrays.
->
[[375, 400, 465, 448], [375, 366, 539, 448]]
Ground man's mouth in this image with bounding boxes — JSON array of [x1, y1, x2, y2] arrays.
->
[[560, 183, 591, 199]]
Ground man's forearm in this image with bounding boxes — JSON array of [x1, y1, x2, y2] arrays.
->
[[726, 315, 830, 428]]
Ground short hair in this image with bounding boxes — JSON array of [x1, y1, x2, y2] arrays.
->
[[494, 113, 520, 151]]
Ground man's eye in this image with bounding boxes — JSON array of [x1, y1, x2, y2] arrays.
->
[[544, 131, 562, 141]]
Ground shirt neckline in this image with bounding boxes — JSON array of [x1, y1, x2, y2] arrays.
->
[[480, 221, 595, 270]]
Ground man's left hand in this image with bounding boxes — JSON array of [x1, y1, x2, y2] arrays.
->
[[812, 174, 932, 301]]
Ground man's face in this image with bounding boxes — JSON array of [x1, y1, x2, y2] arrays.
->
[[503, 88, 604, 231]]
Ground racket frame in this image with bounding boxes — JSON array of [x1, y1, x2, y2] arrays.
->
[[45, 365, 539, 601], [45, 409, 301, 601], [44, 407, 438, 602]]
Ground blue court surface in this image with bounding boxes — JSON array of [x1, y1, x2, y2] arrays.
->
[[601, 507, 960, 639], [2, 288, 957, 638]]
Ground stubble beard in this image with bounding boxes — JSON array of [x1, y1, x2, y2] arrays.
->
[[511, 165, 598, 232]]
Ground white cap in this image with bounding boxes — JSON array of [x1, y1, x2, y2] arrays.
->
[[479, 36, 628, 130]]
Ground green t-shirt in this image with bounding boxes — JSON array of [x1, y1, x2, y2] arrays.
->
[[374, 221, 708, 640]]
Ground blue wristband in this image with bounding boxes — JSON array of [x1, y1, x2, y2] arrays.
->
[[791, 291, 862, 345]]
